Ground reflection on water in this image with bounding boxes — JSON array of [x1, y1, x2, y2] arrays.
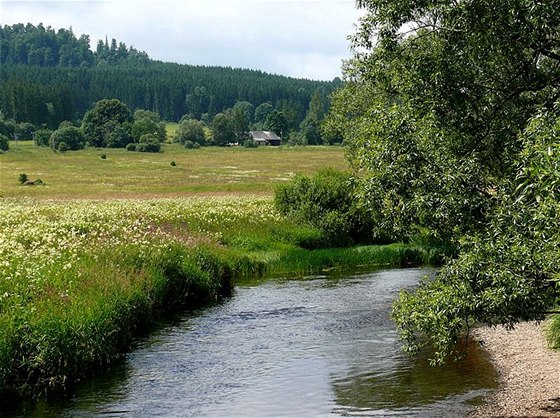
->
[[5, 268, 497, 417]]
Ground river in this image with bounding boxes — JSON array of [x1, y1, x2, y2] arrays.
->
[[9, 268, 496, 417]]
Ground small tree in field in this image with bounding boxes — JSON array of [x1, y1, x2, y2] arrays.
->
[[0, 133, 9, 151], [49, 126, 85, 151], [82, 99, 132, 148]]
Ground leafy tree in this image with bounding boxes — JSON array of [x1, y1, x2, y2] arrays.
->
[[81, 99, 132, 148], [185, 85, 211, 120], [254, 102, 274, 125], [264, 110, 288, 138], [0, 133, 9, 151], [229, 103, 251, 142], [135, 133, 161, 152], [232, 101, 254, 124], [299, 117, 322, 145], [176, 119, 206, 146], [49, 126, 85, 151], [211, 112, 234, 146], [104, 121, 133, 148], [133, 109, 161, 122], [34, 128, 53, 146], [131, 117, 166, 143], [332, 0, 560, 361], [0, 118, 16, 139], [15, 122, 36, 140], [393, 104, 560, 363]]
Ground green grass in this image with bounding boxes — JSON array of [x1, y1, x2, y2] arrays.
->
[[0, 196, 442, 400], [547, 315, 560, 349], [0, 144, 443, 400], [0, 141, 347, 199]]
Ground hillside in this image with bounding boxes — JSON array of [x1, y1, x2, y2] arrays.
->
[[0, 23, 341, 130]]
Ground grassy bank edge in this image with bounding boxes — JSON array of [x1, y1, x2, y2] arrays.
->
[[0, 240, 440, 402]]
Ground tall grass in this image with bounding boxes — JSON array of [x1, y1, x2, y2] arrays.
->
[[547, 315, 560, 349], [0, 195, 443, 400]]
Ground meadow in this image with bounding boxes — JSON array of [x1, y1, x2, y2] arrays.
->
[[0, 141, 348, 199], [0, 142, 439, 400]]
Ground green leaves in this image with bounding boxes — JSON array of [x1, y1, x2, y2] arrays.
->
[[333, 1, 560, 361]]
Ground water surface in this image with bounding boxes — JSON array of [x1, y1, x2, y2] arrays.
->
[[10, 268, 496, 417]]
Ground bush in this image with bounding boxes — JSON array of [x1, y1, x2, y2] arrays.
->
[[193, 142, 201, 149], [170, 160, 176, 166], [100, 154, 107, 159], [243, 139, 258, 148], [0, 134, 9, 151], [136, 134, 161, 153], [18, 173, 28, 184], [184, 140, 194, 149], [275, 169, 386, 247], [49, 126, 85, 151], [176, 119, 206, 145], [126, 143, 137, 151], [34, 129, 53, 146], [15, 122, 36, 140]]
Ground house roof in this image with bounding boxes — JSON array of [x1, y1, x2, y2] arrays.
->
[[249, 131, 281, 141]]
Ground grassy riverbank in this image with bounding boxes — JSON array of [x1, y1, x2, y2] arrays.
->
[[0, 196, 441, 400]]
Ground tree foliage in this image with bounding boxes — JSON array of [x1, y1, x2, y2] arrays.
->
[[81, 99, 132, 148], [49, 126, 85, 151], [275, 169, 385, 247], [0, 24, 337, 131], [0, 134, 9, 151], [328, 0, 560, 361], [176, 119, 206, 146], [211, 113, 234, 146], [131, 116, 166, 143]]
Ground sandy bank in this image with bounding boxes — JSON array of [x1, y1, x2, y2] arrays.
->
[[469, 321, 560, 417]]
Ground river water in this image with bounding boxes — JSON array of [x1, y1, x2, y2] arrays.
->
[[10, 268, 497, 417]]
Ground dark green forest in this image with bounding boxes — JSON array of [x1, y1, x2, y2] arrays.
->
[[0, 23, 340, 139]]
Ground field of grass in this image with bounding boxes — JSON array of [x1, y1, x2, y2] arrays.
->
[[0, 142, 444, 400], [0, 141, 347, 199]]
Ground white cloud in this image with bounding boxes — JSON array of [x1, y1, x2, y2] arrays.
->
[[0, 0, 361, 80]]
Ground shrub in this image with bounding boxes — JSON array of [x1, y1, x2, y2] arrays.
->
[[136, 134, 161, 153], [49, 126, 85, 151], [100, 154, 107, 159], [18, 173, 28, 184], [184, 140, 194, 149], [176, 119, 206, 145], [34, 129, 53, 146], [0, 134, 9, 151], [193, 142, 201, 149], [0, 119, 15, 139], [170, 160, 176, 166], [243, 139, 257, 148], [275, 169, 386, 247], [126, 143, 137, 151], [15, 122, 36, 140], [132, 117, 166, 143]]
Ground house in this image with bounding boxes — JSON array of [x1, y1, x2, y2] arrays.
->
[[248, 131, 282, 146]]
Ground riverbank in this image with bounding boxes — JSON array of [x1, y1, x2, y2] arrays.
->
[[469, 320, 560, 417], [0, 196, 441, 400]]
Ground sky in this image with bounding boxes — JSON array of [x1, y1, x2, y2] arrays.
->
[[0, 0, 363, 80]]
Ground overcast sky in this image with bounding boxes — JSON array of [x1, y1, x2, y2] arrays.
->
[[0, 0, 363, 80]]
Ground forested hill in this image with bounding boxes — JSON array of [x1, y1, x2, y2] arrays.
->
[[0, 23, 341, 128]]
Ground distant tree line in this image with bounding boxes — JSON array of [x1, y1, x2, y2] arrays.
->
[[0, 23, 343, 146]]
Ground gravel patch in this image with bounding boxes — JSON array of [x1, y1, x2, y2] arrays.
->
[[469, 321, 560, 417]]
